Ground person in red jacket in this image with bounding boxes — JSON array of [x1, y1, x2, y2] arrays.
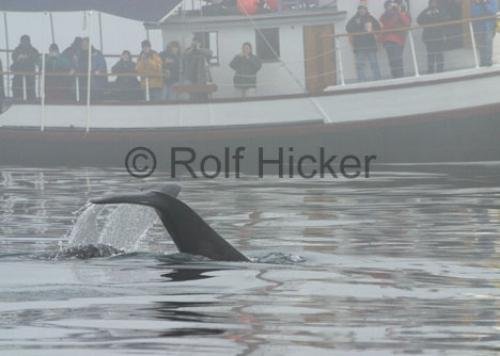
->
[[380, 0, 411, 78]]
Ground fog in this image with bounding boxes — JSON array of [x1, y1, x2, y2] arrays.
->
[[0, 11, 162, 58]]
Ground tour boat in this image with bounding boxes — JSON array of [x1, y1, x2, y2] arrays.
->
[[0, 0, 499, 174]]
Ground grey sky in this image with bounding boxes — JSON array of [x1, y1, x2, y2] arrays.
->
[[1, 11, 162, 57]]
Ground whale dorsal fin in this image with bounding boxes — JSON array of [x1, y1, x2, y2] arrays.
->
[[91, 185, 249, 262]]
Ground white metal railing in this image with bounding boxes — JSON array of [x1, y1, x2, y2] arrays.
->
[[333, 14, 499, 85]]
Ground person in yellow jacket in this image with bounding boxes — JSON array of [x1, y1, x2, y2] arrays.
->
[[136, 40, 163, 101]]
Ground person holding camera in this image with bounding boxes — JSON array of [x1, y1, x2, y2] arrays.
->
[[471, 0, 498, 67], [182, 34, 213, 101], [380, 0, 411, 78], [136, 40, 164, 101], [417, 0, 448, 74], [346, 4, 382, 82]]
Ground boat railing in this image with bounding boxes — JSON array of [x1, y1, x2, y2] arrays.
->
[[0, 14, 499, 131], [331, 14, 500, 85]]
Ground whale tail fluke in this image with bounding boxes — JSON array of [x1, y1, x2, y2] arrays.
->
[[90, 184, 249, 262]]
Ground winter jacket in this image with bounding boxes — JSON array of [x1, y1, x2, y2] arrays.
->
[[230, 54, 262, 89], [346, 13, 381, 52], [471, 0, 498, 34], [11, 44, 39, 72], [112, 59, 140, 89], [78, 48, 108, 90], [182, 47, 213, 85], [417, 7, 448, 45], [43, 54, 72, 100], [380, 10, 411, 46], [136, 51, 163, 89], [62, 45, 81, 72], [160, 51, 181, 85]]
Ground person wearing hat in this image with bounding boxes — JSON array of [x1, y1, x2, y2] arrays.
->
[[136, 40, 164, 101], [380, 0, 411, 78], [346, 4, 382, 82], [43, 43, 72, 102], [182, 34, 213, 101], [11, 35, 40, 101]]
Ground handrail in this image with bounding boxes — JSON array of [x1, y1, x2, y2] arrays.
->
[[0, 71, 156, 78], [331, 14, 500, 39]]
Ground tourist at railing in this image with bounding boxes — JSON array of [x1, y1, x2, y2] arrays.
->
[[471, 0, 498, 67], [43, 44, 72, 102], [230, 42, 262, 97], [346, 4, 382, 82], [136, 40, 164, 102], [111, 50, 141, 101], [78, 38, 108, 101], [182, 34, 213, 101], [160, 41, 182, 101], [62, 37, 83, 100], [11, 35, 39, 101], [380, 0, 411, 78], [62, 37, 83, 73], [417, 0, 448, 74]]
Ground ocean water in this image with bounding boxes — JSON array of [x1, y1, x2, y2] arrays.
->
[[0, 164, 499, 355]]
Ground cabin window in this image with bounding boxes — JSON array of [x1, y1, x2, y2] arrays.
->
[[194, 31, 220, 65], [255, 28, 280, 62]]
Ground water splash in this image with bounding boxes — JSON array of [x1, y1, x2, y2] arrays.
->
[[67, 203, 104, 246], [66, 202, 159, 252], [99, 205, 159, 251], [51, 244, 124, 260], [252, 253, 306, 265]]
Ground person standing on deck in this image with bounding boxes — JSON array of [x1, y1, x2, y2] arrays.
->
[[182, 34, 213, 101], [136, 40, 164, 102], [230, 42, 262, 98], [417, 0, 448, 74], [380, 0, 411, 78], [78, 38, 108, 101], [471, 0, 498, 67], [346, 4, 382, 82], [111, 50, 140, 101], [62, 37, 83, 101], [43, 44, 72, 102], [11, 35, 39, 101], [160, 41, 182, 101]]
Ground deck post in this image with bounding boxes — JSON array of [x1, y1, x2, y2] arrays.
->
[[468, 20, 480, 69], [75, 77, 80, 102], [86, 11, 93, 133], [145, 77, 151, 102], [49, 13, 56, 44], [98, 12, 104, 52], [3, 12, 11, 98], [40, 53, 46, 132], [408, 30, 420, 77], [334, 37, 346, 86], [22, 75, 27, 101]]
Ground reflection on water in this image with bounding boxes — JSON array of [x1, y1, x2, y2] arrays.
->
[[0, 164, 500, 355]]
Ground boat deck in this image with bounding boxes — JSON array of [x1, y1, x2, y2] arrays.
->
[[1, 66, 500, 130]]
